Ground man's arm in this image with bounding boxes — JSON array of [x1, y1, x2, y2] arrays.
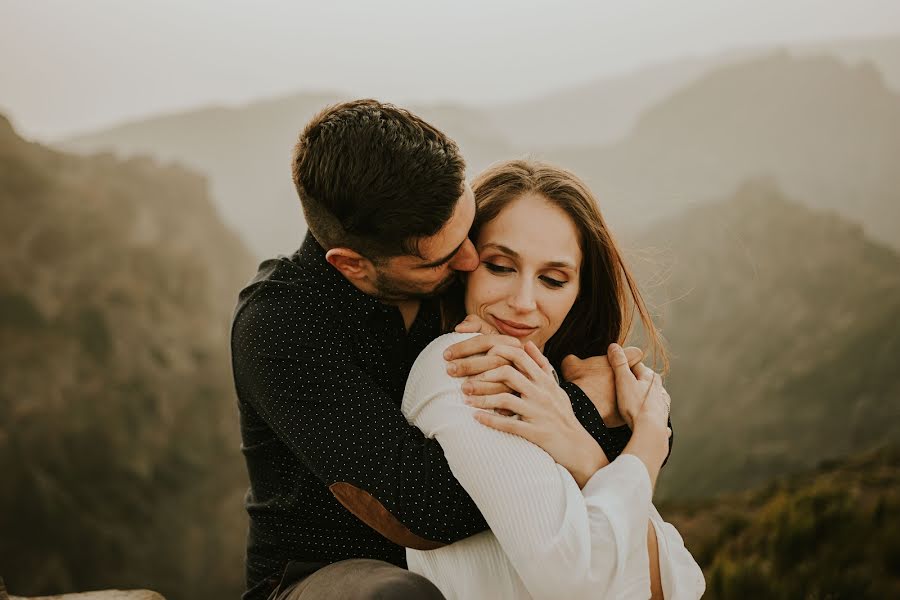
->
[[232, 296, 488, 548]]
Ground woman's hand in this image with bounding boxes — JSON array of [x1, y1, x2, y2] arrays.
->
[[608, 343, 671, 485], [608, 343, 671, 436], [462, 341, 608, 487]]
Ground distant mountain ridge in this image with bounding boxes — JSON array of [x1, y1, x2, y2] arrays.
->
[[64, 37, 900, 258], [63, 93, 514, 259], [552, 51, 900, 250], [637, 179, 900, 499], [0, 114, 254, 599], [486, 33, 900, 149]]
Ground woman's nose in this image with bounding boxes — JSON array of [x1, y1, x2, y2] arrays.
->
[[508, 281, 537, 313]]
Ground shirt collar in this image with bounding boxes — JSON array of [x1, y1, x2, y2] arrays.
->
[[294, 232, 390, 320]]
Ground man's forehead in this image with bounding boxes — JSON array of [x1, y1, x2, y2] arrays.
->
[[416, 184, 475, 263]]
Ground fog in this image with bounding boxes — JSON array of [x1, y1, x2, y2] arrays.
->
[[2, 0, 899, 140]]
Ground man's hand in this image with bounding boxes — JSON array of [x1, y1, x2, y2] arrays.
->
[[454, 314, 499, 335], [446, 315, 521, 405], [445, 315, 521, 379], [561, 347, 644, 428]]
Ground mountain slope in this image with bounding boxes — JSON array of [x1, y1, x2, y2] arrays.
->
[[0, 114, 256, 599], [633, 179, 900, 499]]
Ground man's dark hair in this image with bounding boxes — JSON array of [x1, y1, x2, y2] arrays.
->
[[292, 99, 466, 261]]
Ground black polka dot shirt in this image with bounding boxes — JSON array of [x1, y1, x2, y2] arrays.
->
[[230, 233, 634, 600]]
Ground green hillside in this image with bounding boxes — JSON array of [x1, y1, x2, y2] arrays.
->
[[634, 179, 900, 500], [661, 445, 900, 599], [0, 115, 255, 599]]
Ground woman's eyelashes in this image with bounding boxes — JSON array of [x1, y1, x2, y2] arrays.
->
[[482, 262, 569, 289], [540, 275, 567, 288], [482, 261, 514, 274]]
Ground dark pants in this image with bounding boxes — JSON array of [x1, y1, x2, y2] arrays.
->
[[272, 559, 445, 600]]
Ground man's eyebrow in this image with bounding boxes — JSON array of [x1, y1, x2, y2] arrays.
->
[[419, 239, 466, 268], [483, 242, 576, 270]]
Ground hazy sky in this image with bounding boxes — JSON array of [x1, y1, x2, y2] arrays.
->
[[3, 0, 899, 140]]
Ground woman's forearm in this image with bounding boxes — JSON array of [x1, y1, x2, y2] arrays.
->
[[568, 429, 610, 488], [621, 420, 669, 490]]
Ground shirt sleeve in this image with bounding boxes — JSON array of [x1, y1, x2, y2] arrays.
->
[[231, 297, 488, 546], [402, 332, 658, 599], [562, 380, 674, 467], [649, 503, 707, 600]]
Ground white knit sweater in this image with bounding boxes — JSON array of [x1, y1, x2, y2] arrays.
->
[[402, 333, 705, 600]]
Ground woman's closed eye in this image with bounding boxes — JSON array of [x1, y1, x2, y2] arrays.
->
[[483, 262, 514, 274], [484, 262, 569, 289], [540, 275, 567, 289]]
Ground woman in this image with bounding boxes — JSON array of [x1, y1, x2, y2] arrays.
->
[[400, 160, 704, 599]]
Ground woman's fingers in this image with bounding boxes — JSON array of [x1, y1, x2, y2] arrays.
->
[[486, 343, 546, 382], [632, 361, 656, 383], [461, 379, 513, 396], [447, 354, 510, 377], [608, 343, 637, 388], [465, 392, 527, 416], [475, 364, 535, 395], [523, 341, 556, 378], [472, 409, 533, 439]]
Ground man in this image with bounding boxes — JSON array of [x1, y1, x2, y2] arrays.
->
[[231, 99, 645, 600]]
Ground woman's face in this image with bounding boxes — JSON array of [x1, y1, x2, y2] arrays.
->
[[464, 193, 581, 351]]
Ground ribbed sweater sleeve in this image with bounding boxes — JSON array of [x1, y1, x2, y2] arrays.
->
[[403, 333, 657, 599]]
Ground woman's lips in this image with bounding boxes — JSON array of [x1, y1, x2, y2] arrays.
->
[[491, 315, 538, 338]]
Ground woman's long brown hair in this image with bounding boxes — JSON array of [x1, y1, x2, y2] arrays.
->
[[442, 159, 668, 373]]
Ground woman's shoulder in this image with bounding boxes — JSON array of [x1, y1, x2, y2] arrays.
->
[[402, 332, 480, 419]]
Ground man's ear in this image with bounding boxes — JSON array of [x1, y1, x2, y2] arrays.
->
[[325, 247, 374, 281]]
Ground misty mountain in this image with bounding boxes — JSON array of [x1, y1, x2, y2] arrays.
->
[[636, 179, 900, 500], [63, 94, 516, 259], [486, 34, 900, 149], [550, 51, 900, 250], [0, 114, 254, 599]]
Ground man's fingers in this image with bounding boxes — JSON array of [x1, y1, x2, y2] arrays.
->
[[461, 379, 514, 396], [560, 354, 583, 381], [445, 334, 521, 360], [447, 354, 510, 377], [454, 314, 498, 335]]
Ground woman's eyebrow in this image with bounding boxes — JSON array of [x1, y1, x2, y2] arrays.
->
[[482, 243, 576, 270]]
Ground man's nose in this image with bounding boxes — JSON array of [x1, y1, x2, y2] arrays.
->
[[449, 238, 479, 272]]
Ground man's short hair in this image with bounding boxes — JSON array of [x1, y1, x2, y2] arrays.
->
[[292, 99, 466, 261]]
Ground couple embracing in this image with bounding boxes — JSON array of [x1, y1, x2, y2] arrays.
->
[[231, 99, 705, 599]]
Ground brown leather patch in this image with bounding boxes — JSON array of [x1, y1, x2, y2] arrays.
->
[[329, 482, 446, 550]]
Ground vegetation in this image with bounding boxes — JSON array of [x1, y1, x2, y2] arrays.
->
[[662, 445, 900, 599]]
